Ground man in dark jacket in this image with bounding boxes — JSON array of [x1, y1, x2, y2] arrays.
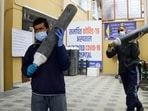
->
[[106, 26, 144, 111], [22, 17, 70, 111]]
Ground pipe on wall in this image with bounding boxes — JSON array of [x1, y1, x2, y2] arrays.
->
[[0, 0, 4, 92], [144, 0, 148, 24]]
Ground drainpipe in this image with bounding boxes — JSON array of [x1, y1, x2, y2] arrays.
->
[[144, 0, 148, 24], [0, 0, 4, 92]]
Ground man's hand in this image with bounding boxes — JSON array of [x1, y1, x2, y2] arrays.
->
[[107, 43, 115, 52], [27, 64, 38, 76], [55, 28, 64, 47], [129, 39, 137, 43]]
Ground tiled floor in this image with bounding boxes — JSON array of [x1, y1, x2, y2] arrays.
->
[[0, 75, 148, 111]]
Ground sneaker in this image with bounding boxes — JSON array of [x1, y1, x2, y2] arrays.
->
[[137, 107, 144, 111]]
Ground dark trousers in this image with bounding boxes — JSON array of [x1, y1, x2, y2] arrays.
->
[[120, 66, 143, 111]]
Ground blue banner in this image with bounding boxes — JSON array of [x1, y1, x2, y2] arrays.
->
[[104, 21, 136, 40]]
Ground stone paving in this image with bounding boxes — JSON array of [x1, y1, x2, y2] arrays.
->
[[0, 75, 147, 111]]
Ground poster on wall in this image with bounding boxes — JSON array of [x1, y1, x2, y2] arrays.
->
[[66, 20, 102, 68], [104, 21, 136, 40], [12, 28, 33, 57]]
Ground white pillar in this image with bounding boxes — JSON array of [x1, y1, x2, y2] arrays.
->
[[144, 0, 148, 24], [0, 0, 4, 92]]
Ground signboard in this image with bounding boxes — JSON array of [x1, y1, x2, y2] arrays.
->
[[104, 21, 136, 40], [67, 20, 102, 68]]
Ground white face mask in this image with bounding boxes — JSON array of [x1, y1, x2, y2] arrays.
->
[[35, 31, 47, 42], [119, 31, 126, 36]]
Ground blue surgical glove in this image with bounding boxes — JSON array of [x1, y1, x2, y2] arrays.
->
[[55, 28, 64, 47], [27, 64, 38, 76]]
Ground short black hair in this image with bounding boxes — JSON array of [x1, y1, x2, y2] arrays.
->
[[33, 17, 49, 28]]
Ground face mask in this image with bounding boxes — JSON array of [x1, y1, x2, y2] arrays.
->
[[119, 31, 126, 36], [35, 31, 47, 42]]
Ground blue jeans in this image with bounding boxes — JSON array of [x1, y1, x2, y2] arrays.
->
[[31, 93, 67, 111]]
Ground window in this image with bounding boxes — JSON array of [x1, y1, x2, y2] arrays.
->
[[78, 0, 89, 11], [102, 0, 144, 21], [77, 0, 99, 19], [92, 0, 99, 19]]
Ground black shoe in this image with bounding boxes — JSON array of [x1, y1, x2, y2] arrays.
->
[[137, 107, 144, 111], [115, 75, 118, 79]]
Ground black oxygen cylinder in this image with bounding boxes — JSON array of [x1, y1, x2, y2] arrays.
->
[[33, 4, 77, 66], [114, 25, 148, 45]]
